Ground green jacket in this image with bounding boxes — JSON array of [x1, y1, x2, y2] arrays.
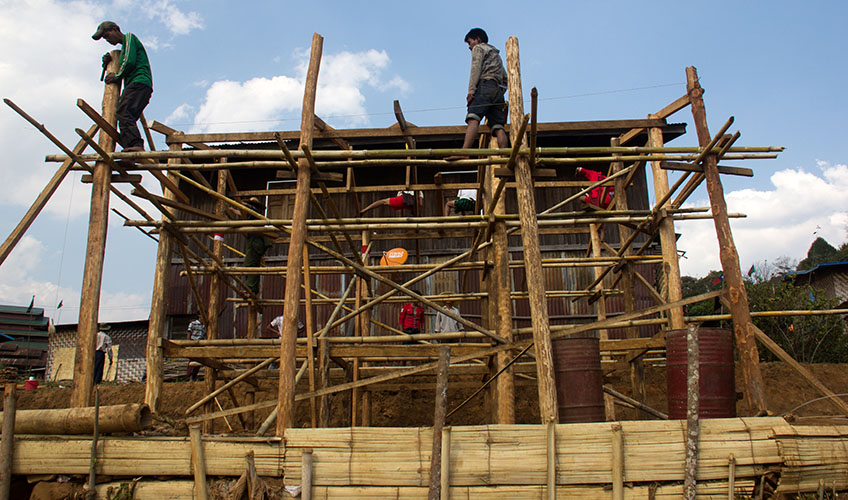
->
[[115, 32, 152, 89]]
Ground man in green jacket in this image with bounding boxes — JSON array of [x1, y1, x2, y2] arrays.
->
[[92, 21, 153, 152]]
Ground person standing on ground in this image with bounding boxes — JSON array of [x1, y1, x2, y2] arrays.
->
[[93, 324, 113, 385], [186, 318, 206, 381], [92, 21, 153, 153], [434, 295, 463, 336], [446, 28, 509, 161]]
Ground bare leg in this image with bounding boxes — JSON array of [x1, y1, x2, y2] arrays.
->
[[444, 200, 454, 217], [494, 128, 509, 149], [445, 119, 481, 161], [360, 198, 390, 215]]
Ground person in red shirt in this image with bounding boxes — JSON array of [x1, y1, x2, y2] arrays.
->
[[399, 292, 424, 334], [576, 167, 614, 209]]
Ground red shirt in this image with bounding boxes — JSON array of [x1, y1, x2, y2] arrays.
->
[[399, 303, 423, 330], [577, 168, 614, 208]]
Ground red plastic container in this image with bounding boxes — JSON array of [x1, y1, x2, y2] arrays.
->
[[24, 378, 38, 391]]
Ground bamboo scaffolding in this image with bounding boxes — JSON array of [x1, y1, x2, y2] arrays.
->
[[48, 145, 783, 164]]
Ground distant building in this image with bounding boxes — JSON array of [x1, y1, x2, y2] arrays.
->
[[0, 304, 49, 376], [792, 261, 848, 308], [47, 319, 149, 383]]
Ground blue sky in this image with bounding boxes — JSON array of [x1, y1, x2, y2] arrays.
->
[[1, 0, 846, 323]]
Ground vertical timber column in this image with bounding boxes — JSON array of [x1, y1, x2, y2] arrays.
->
[[686, 66, 767, 414], [611, 138, 645, 415], [359, 231, 372, 426], [144, 143, 182, 412], [486, 139, 515, 424], [71, 50, 120, 408], [277, 33, 323, 435], [505, 36, 558, 423], [647, 121, 685, 330], [204, 167, 227, 433]]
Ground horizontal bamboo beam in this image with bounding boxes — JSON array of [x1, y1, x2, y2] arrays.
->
[[0, 404, 151, 435]]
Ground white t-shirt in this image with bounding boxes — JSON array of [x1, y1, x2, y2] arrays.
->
[[456, 189, 477, 201]]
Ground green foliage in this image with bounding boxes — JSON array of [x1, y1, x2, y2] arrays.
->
[[681, 270, 727, 320], [746, 277, 846, 363], [798, 237, 840, 271]]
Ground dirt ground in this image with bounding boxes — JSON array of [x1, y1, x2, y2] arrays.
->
[[13, 361, 848, 430]]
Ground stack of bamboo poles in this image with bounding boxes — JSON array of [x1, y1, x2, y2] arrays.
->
[[10, 418, 848, 499]]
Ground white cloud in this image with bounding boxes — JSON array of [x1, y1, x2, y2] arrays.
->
[[165, 103, 193, 125], [0, 235, 150, 324], [187, 49, 411, 133], [138, 0, 203, 36], [677, 163, 848, 277]]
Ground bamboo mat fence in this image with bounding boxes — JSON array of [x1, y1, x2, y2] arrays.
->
[[9, 417, 848, 499]]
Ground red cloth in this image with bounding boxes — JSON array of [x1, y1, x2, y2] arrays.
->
[[577, 168, 614, 208], [389, 193, 414, 210], [399, 303, 423, 330]]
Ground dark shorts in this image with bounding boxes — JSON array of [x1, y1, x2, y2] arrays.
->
[[466, 80, 507, 132], [454, 198, 474, 213]]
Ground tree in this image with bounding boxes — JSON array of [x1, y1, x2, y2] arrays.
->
[[797, 237, 839, 271]]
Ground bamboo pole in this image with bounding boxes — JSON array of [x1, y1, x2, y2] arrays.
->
[[52, 144, 782, 163], [547, 420, 557, 500], [145, 144, 182, 413], [302, 448, 314, 500], [728, 454, 736, 500], [185, 358, 274, 415], [71, 49, 120, 408], [428, 346, 450, 500], [86, 388, 100, 498], [602, 386, 668, 420], [304, 244, 318, 428], [506, 35, 558, 424], [205, 166, 227, 434], [687, 66, 768, 415], [683, 324, 700, 500], [611, 422, 623, 500], [0, 384, 16, 500], [440, 427, 451, 500], [0, 122, 97, 266], [278, 33, 323, 437], [189, 424, 209, 500]]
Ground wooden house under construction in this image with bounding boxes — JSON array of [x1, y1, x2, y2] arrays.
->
[[3, 33, 848, 499]]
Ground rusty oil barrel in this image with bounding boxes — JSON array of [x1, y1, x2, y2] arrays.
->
[[552, 335, 605, 423], [666, 328, 736, 419]]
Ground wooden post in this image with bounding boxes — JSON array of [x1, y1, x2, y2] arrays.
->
[[428, 346, 450, 500], [247, 304, 259, 339], [440, 426, 451, 500], [686, 66, 768, 414], [683, 323, 699, 500], [204, 168, 227, 434], [547, 420, 557, 500], [359, 231, 372, 426], [189, 424, 209, 500], [612, 138, 645, 417], [302, 448, 313, 500], [589, 224, 616, 421], [647, 121, 685, 330], [487, 138, 515, 424], [144, 144, 182, 413], [727, 454, 736, 500], [611, 422, 623, 500], [277, 33, 323, 436], [505, 36, 558, 424], [303, 244, 318, 428], [0, 384, 16, 500], [86, 388, 100, 498], [71, 49, 120, 408]]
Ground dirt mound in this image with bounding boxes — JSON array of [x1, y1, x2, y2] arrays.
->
[[11, 362, 848, 430]]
